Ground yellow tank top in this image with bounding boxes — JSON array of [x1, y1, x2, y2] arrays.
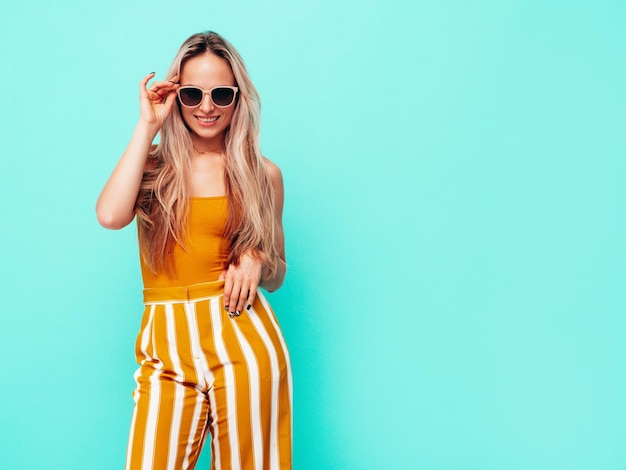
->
[[140, 196, 230, 288]]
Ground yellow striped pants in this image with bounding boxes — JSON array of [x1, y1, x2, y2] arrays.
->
[[126, 281, 293, 470]]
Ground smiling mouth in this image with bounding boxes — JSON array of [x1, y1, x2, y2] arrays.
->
[[196, 116, 219, 123]]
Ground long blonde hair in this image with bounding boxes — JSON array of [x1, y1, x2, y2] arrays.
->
[[135, 32, 279, 276]]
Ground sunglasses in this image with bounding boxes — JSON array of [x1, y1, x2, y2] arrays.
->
[[176, 86, 239, 108]]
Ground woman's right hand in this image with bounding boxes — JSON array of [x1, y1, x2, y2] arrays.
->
[[96, 73, 180, 229], [139, 72, 180, 130]]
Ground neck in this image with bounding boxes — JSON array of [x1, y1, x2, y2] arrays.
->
[[191, 136, 224, 155], [193, 146, 223, 157]]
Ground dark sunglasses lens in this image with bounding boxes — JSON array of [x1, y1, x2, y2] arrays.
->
[[211, 87, 235, 106], [179, 88, 203, 106]]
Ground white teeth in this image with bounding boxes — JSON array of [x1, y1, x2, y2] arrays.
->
[[197, 116, 218, 123]]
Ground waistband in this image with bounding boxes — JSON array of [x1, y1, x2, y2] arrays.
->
[[143, 280, 225, 304]]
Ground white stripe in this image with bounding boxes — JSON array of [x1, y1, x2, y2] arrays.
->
[[182, 392, 205, 469], [258, 292, 293, 444], [164, 304, 185, 470], [125, 405, 139, 470], [126, 305, 156, 469], [183, 301, 216, 468], [207, 386, 222, 470], [248, 305, 282, 469], [142, 306, 162, 470], [208, 297, 241, 470], [232, 320, 263, 470]]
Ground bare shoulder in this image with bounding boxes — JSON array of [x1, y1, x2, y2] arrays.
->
[[263, 157, 283, 186]]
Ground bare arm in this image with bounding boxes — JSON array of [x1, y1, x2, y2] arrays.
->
[[96, 73, 179, 229], [96, 122, 158, 229], [259, 159, 287, 292], [221, 158, 287, 316]]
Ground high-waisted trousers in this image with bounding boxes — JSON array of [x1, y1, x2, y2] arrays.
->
[[125, 280, 293, 470]]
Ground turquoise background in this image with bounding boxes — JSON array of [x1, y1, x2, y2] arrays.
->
[[1, 0, 625, 468]]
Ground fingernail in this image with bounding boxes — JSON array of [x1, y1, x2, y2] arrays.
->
[[246, 305, 251, 311], [224, 305, 229, 311], [229, 313, 235, 318], [235, 311, 241, 316]]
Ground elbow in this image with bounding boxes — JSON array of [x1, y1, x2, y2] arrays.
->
[[264, 283, 281, 293], [96, 208, 133, 230], [261, 270, 286, 293], [259, 276, 282, 292]]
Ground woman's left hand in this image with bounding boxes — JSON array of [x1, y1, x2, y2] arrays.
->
[[219, 251, 266, 316]]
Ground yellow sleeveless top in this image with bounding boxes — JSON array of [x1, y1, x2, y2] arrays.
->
[[140, 196, 230, 288]]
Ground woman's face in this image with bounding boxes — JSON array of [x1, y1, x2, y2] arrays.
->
[[178, 52, 237, 148]]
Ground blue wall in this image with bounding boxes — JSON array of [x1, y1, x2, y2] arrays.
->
[[1, 1, 625, 468]]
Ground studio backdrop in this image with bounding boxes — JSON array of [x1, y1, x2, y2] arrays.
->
[[1, 0, 625, 469]]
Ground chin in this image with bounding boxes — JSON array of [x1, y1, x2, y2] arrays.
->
[[192, 127, 227, 142]]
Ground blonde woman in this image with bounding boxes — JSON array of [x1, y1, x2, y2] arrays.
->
[[97, 31, 292, 469]]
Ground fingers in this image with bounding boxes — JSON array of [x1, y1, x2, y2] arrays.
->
[[226, 278, 250, 316], [141, 73, 179, 103], [139, 72, 155, 100], [225, 274, 241, 316], [140, 73, 178, 89], [162, 86, 179, 111], [223, 270, 245, 317], [149, 75, 179, 92], [221, 259, 262, 318], [148, 82, 179, 102], [141, 72, 156, 86], [138, 73, 180, 127], [223, 270, 234, 313], [234, 285, 249, 315], [246, 289, 257, 311]]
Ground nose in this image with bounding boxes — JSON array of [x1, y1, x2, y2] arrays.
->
[[198, 92, 215, 113]]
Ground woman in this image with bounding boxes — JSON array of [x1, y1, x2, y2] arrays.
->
[[96, 31, 292, 470]]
